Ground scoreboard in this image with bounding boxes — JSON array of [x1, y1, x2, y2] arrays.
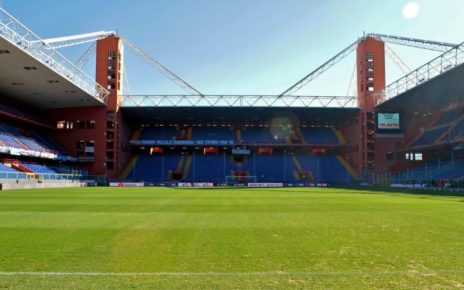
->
[[377, 113, 400, 130]]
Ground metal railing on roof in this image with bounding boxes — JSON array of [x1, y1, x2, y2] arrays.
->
[[382, 42, 464, 103], [0, 8, 109, 103], [120, 95, 358, 108]]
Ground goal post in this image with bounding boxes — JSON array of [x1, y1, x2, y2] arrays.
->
[[225, 176, 257, 185]]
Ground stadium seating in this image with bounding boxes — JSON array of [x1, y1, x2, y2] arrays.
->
[[189, 153, 227, 181], [434, 107, 464, 127], [410, 107, 464, 148], [0, 163, 19, 173], [191, 127, 235, 141], [0, 132, 26, 149], [240, 127, 286, 144], [128, 154, 181, 182], [301, 127, 340, 144], [254, 154, 286, 181], [432, 161, 464, 179], [449, 119, 464, 141], [296, 154, 352, 183], [29, 131, 68, 155], [390, 156, 464, 184], [139, 126, 179, 140], [0, 123, 73, 160], [0, 102, 52, 128], [21, 163, 57, 174], [411, 126, 449, 147], [127, 151, 353, 184]]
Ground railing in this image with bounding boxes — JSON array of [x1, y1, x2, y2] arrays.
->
[[0, 171, 85, 181], [0, 8, 109, 104], [382, 42, 464, 103], [121, 95, 358, 108]]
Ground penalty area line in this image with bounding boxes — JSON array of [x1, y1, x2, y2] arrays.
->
[[0, 270, 464, 277]]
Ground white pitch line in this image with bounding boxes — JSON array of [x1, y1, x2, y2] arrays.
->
[[0, 270, 463, 277]]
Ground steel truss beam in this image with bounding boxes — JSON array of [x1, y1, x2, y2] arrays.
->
[[122, 39, 204, 96], [278, 39, 361, 98], [120, 95, 358, 108], [279, 33, 459, 98], [0, 8, 109, 103], [368, 33, 458, 52], [385, 43, 411, 74], [39, 31, 116, 49], [74, 42, 96, 69], [382, 41, 464, 104]]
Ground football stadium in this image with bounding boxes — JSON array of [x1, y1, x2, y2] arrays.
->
[[0, 1, 464, 289]]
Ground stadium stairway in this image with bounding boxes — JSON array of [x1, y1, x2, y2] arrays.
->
[[165, 154, 192, 181], [177, 155, 185, 172], [10, 163, 33, 173], [336, 156, 359, 180], [182, 155, 193, 179], [290, 155, 314, 181], [235, 128, 241, 142], [332, 128, 346, 144], [119, 155, 140, 180], [132, 128, 143, 140]]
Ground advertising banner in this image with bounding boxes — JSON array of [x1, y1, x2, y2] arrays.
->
[[109, 182, 145, 187], [247, 183, 284, 188]]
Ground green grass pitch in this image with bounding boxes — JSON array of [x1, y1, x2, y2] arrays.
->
[[0, 187, 463, 289]]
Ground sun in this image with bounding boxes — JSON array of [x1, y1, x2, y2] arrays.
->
[[402, 2, 420, 19]]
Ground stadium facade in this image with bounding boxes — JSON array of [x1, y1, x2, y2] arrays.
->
[[1, 7, 463, 188]]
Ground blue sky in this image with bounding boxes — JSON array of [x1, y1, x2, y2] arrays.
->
[[2, 0, 464, 96]]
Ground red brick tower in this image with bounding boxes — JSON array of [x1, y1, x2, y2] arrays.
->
[[356, 37, 386, 173], [47, 35, 128, 179]]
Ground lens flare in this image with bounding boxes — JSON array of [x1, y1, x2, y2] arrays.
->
[[402, 2, 420, 19]]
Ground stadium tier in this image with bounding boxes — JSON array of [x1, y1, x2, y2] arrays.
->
[[410, 107, 464, 148], [0, 101, 52, 128], [411, 127, 449, 147], [0, 163, 18, 173], [391, 157, 464, 184], [21, 163, 57, 174], [126, 151, 355, 184], [0, 123, 73, 161], [301, 127, 341, 144]]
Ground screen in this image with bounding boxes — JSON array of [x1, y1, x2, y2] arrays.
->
[[377, 113, 400, 130]]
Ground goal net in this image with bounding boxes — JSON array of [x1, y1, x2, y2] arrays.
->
[[225, 176, 257, 185]]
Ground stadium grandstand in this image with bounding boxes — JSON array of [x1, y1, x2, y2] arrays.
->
[[0, 6, 463, 190], [2, 3, 464, 289]]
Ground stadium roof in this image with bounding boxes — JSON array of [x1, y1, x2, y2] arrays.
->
[[0, 37, 106, 109], [0, 7, 108, 109], [377, 62, 464, 113], [121, 106, 359, 125]]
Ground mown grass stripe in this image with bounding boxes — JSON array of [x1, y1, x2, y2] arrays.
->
[[0, 269, 463, 276]]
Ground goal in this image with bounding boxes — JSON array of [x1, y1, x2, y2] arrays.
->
[[225, 176, 257, 185]]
